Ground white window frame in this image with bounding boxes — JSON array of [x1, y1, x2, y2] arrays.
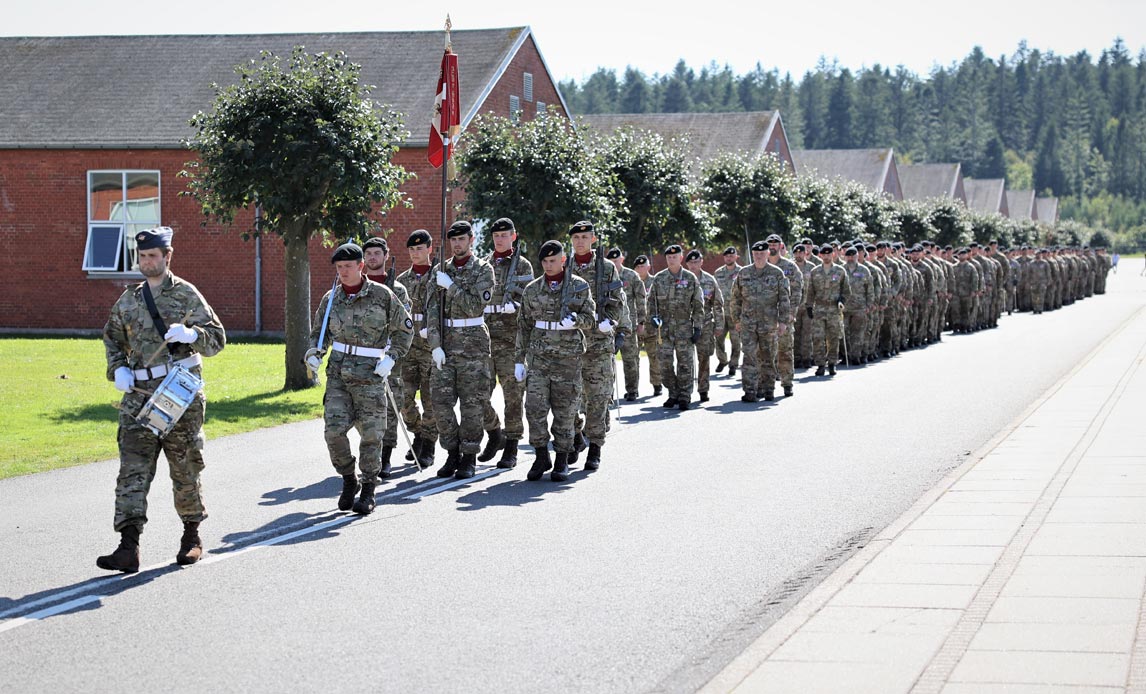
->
[[523, 72, 534, 102], [509, 95, 522, 124], [84, 170, 161, 275], [536, 101, 546, 117]]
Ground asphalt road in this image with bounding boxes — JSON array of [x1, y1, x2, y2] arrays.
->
[[2, 261, 1144, 693]]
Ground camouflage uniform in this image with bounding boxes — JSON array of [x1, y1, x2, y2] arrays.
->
[[427, 255, 496, 455], [1028, 257, 1050, 313], [396, 264, 437, 443], [804, 263, 849, 369], [517, 273, 596, 452], [103, 273, 226, 532], [618, 265, 648, 397], [480, 250, 534, 443], [367, 273, 410, 450], [793, 257, 816, 366], [951, 257, 982, 331], [695, 269, 726, 397], [842, 258, 873, 361], [311, 280, 413, 482], [648, 267, 705, 403], [571, 251, 627, 444], [771, 255, 803, 389], [641, 274, 662, 393], [729, 263, 790, 399], [713, 262, 743, 370]]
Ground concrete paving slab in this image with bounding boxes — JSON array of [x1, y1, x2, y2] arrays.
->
[[798, 606, 964, 635], [1026, 523, 1146, 556], [948, 650, 1129, 688], [908, 513, 1027, 532], [876, 543, 1008, 565], [985, 596, 1141, 626], [1046, 497, 1146, 524], [853, 559, 994, 586], [830, 582, 979, 610], [925, 500, 1037, 517], [967, 621, 1136, 653], [734, 660, 923, 694], [895, 528, 1020, 547], [942, 684, 1122, 694]]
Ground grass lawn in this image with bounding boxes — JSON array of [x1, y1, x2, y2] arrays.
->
[[0, 337, 323, 479]]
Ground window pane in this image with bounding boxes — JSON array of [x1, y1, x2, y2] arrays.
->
[[125, 172, 160, 222], [124, 224, 151, 271], [89, 172, 123, 221], [84, 225, 123, 271]]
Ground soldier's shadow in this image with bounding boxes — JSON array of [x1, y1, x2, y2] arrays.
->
[[712, 399, 779, 414], [215, 510, 352, 551], [0, 564, 179, 626], [260, 466, 421, 506], [454, 470, 589, 511]]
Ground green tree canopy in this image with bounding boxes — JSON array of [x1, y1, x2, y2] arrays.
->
[[700, 152, 803, 250]]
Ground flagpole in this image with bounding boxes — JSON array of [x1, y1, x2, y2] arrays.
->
[[438, 16, 453, 340]]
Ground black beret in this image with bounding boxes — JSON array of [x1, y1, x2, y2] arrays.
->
[[910, 244, 924, 253], [969, 242, 980, 248], [829, 239, 841, 247], [605, 247, 622, 260], [820, 243, 833, 253], [447, 220, 472, 238], [685, 249, 702, 262], [989, 239, 999, 245], [865, 244, 876, 252], [136, 227, 173, 250], [722, 246, 738, 255], [568, 220, 594, 235], [793, 244, 806, 253], [407, 229, 432, 247], [811, 246, 820, 254], [875, 241, 887, 249], [944, 244, 953, 251], [800, 237, 813, 246], [956, 247, 969, 255], [633, 255, 650, 267], [750, 241, 768, 252], [844, 247, 858, 256], [664, 244, 683, 255], [765, 233, 783, 243], [490, 217, 515, 233], [331, 242, 363, 263], [538, 240, 564, 260], [362, 236, 388, 252]]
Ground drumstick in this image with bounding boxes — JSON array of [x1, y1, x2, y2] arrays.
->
[[144, 309, 195, 367], [131, 386, 155, 397]]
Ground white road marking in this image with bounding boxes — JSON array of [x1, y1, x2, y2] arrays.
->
[[400, 468, 506, 500], [0, 595, 104, 634]]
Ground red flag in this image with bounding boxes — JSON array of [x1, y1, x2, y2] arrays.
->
[[428, 49, 460, 169]]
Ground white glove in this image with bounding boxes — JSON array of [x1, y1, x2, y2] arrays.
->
[[558, 313, 577, 329], [164, 323, 197, 344], [114, 366, 135, 393], [435, 271, 454, 290], [501, 301, 517, 314], [431, 347, 446, 370], [304, 347, 323, 372], [597, 318, 614, 334], [418, 327, 428, 339], [514, 363, 526, 382], [374, 355, 395, 378]]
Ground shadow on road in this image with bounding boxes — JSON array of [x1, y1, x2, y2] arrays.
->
[[454, 470, 589, 511], [216, 510, 350, 551], [0, 563, 180, 624]]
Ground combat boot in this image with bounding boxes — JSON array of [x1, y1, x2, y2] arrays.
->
[[175, 521, 202, 566], [763, 390, 774, 402], [378, 446, 393, 479], [405, 447, 415, 461], [477, 428, 505, 463], [338, 474, 360, 511], [455, 453, 477, 480], [438, 448, 460, 478], [728, 364, 737, 377], [783, 385, 793, 397], [623, 391, 637, 402], [97, 525, 140, 574], [828, 363, 836, 376], [526, 447, 552, 481], [715, 361, 727, 372], [415, 437, 436, 469], [815, 365, 826, 376], [678, 399, 690, 411], [551, 451, 571, 482], [698, 391, 709, 402], [652, 385, 663, 397], [496, 439, 519, 469], [662, 397, 679, 408], [352, 481, 376, 515], [740, 392, 758, 403], [585, 442, 602, 471]]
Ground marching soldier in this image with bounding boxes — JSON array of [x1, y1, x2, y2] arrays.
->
[[729, 240, 790, 402], [766, 234, 803, 397], [99, 227, 226, 573], [363, 236, 411, 478], [713, 246, 743, 376], [478, 218, 534, 469], [516, 241, 597, 482], [396, 230, 438, 469], [792, 243, 817, 368], [648, 244, 704, 410], [426, 221, 496, 479], [609, 248, 648, 401], [841, 245, 873, 364], [568, 221, 627, 470], [804, 244, 849, 377], [950, 247, 982, 333], [684, 249, 725, 403], [634, 255, 663, 397], [305, 242, 413, 515]]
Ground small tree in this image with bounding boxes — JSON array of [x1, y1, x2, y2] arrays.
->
[[795, 175, 863, 244], [700, 152, 803, 249], [457, 112, 619, 250], [183, 48, 411, 390], [842, 182, 900, 240], [896, 200, 939, 244], [926, 198, 974, 248]]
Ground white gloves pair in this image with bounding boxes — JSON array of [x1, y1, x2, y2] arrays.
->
[[597, 318, 614, 334], [558, 313, 577, 330], [432, 347, 446, 369], [500, 301, 517, 314], [164, 323, 197, 344], [435, 271, 454, 290], [304, 347, 324, 372], [514, 363, 526, 382], [374, 355, 395, 379], [114, 366, 135, 393]]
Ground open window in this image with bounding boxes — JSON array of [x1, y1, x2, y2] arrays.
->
[[84, 170, 161, 274]]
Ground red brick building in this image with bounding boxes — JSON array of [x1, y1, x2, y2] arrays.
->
[[0, 28, 569, 333]]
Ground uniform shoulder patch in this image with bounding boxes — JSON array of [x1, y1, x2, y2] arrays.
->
[[482, 289, 492, 302], [405, 317, 413, 329]]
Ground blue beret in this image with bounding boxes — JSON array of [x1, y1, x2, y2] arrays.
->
[[136, 226, 173, 250]]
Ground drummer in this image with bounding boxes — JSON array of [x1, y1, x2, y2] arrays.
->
[[98, 227, 226, 574]]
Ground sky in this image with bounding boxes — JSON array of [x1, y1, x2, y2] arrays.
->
[[6, 0, 1145, 83]]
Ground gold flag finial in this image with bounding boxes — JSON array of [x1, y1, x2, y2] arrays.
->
[[444, 15, 453, 51]]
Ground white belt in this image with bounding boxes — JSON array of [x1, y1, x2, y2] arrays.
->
[[332, 341, 385, 358], [483, 305, 513, 314], [412, 313, 425, 321], [534, 320, 575, 331], [445, 318, 484, 328], [132, 353, 202, 381]]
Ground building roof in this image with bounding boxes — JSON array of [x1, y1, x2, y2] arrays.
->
[[899, 163, 964, 202], [0, 27, 558, 149], [964, 178, 1009, 216], [1006, 189, 1038, 221], [1035, 197, 1059, 224], [580, 111, 788, 165], [791, 148, 902, 199]]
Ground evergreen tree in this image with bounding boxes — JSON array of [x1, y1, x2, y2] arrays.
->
[[825, 69, 856, 147]]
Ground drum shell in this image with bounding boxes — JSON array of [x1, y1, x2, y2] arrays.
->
[[135, 364, 204, 437]]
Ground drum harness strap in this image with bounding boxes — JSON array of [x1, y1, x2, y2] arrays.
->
[[137, 282, 200, 380]]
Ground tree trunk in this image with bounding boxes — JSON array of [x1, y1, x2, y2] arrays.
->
[[283, 219, 317, 391]]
